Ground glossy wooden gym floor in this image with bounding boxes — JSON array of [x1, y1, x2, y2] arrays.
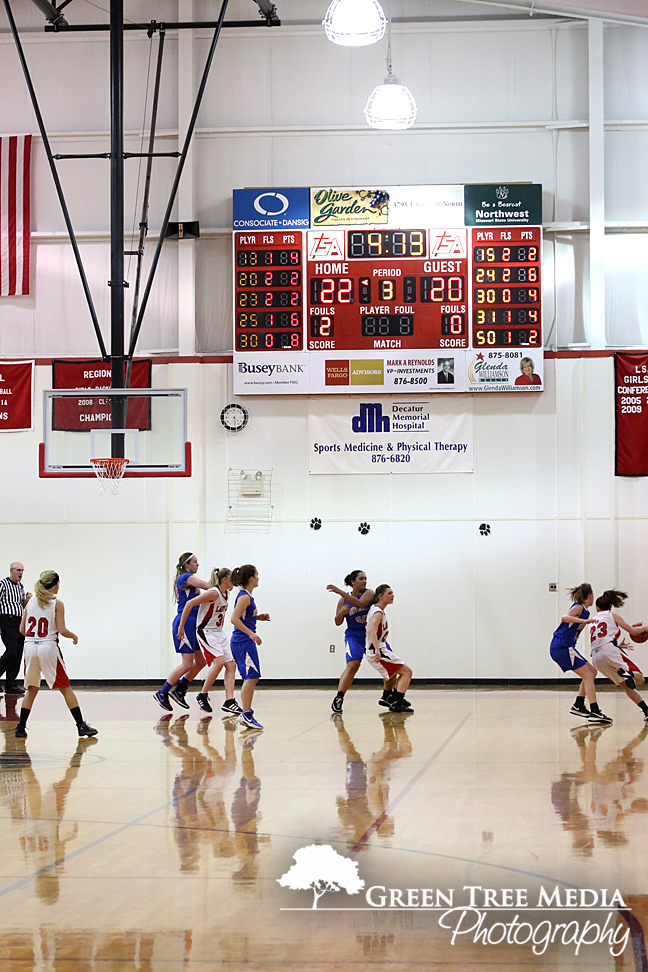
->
[[0, 687, 646, 971]]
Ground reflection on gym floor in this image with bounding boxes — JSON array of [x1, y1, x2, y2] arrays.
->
[[1, 688, 648, 970]]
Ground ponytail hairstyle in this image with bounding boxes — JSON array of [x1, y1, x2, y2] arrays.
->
[[567, 583, 593, 606], [208, 567, 232, 589], [371, 583, 392, 606], [34, 570, 60, 609], [596, 589, 628, 611], [173, 552, 195, 599], [231, 564, 257, 589], [344, 569, 365, 587]]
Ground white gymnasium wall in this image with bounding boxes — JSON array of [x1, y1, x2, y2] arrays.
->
[[0, 356, 646, 681], [1, 7, 648, 677]]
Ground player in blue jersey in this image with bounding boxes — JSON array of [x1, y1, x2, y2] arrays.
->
[[153, 552, 209, 712], [230, 565, 270, 731], [550, 583, 611, 725], [328, 571, 398, 713]]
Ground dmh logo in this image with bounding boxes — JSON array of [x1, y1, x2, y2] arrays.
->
[[352, 403, 390, 433]]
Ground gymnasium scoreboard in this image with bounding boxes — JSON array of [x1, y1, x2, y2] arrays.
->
[[233, 184, 543, 395]]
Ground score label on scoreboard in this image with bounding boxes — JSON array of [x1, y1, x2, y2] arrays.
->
[[306, 228, 468, 352], [232, 185, 544, 395]]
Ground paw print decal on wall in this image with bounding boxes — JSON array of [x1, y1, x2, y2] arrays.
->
[[310, 518, 322, 530], [479, 523, 491, 536], [358, 522, 370, 535]]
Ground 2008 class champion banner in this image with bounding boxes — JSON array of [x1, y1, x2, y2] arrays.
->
[[309, 398, 473, 474], [615, 352, 648, 476]]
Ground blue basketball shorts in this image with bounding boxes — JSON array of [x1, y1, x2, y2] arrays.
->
[[231, 638, 261, 680], [172, 614, 199, 654], [550, 640, 588, 673], [345, 637, 366, 663]]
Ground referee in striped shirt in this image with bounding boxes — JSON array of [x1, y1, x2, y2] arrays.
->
[[0, 562, 31, 695]]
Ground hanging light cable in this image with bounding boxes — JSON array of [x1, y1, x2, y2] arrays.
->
[[363, 3, 417, 130], [323, 0, 386, 47]]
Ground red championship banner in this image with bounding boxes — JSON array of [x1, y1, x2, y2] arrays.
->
[[0, 360, 33, 431], [615, 352, 648, 476], [51, 358, 152, 432]]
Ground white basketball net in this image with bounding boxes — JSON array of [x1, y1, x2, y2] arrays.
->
[[90, 458, 129, 495]]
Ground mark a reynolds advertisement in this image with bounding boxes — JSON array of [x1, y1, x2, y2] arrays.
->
[[467, 349, 544, 392], [233, 352, 310, 395], [277, 845, 631, 960], [233, 188, 310, 230], [311, 351, 467, 394], [309, 398, 473, 474]]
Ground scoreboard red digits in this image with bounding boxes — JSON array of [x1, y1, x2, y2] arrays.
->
[[234, 232, 304, 351], [306, 228, 468, 351], [471, 227, 541, 349]]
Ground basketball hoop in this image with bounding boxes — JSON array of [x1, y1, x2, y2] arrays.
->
[[90, 458, 129, 495]]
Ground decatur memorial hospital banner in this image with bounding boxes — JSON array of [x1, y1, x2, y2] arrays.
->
[[615, 352, 648, 476], [309, 398, 473, 474]]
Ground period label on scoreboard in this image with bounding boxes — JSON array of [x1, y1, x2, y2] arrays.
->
[[232, 184, 543, 395]]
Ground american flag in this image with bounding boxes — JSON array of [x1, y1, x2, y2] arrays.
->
[[0, 134, 32, 297]]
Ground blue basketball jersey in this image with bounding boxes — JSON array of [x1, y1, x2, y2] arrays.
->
[[175, 572, 200, 614], [231, 589, 257, 643], [552, 604, 589, 647], [344, 598, 369, 643]]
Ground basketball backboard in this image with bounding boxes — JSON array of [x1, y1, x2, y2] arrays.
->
[[39, 388, 191, 478]]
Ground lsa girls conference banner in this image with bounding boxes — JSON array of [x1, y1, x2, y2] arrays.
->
[[309, 398, 473, 474], [615, 352, 648, 476]]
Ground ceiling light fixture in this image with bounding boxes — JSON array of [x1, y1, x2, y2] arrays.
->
[[363, 5, 417, 130], [323, 0, 387, 47]]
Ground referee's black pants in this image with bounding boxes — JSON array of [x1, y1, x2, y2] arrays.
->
[[0, 615, 25, 688]]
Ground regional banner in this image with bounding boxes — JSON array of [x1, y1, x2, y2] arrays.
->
[[51, 358, 152, 432], [0, 360, 33, 431], [309, 398, 473, 474], [615, 352, 648, 476]]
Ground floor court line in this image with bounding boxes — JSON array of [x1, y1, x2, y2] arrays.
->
[[350, 711, 473, 854], [0, 781, 203, 899], [284, 714, 333, 742]]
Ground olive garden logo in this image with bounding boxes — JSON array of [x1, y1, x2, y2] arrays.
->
[[311, 188, 389, 226]]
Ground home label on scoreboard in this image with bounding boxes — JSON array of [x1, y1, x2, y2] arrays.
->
[[232, 184, 544, 395]]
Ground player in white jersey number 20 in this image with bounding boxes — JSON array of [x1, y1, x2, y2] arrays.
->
[[15, 570, 97, 738]]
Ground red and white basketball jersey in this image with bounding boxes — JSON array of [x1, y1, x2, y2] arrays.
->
[[23, 595, 58, 642], [589, 610, 620, 654], [366, 604, 388, 651], [196, 589, 228, 636]]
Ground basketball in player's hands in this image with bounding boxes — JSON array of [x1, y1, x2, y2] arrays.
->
[[630, 624, 648, 644]]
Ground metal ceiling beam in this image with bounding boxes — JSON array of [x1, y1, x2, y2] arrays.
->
[[28, 0, 67, 26]]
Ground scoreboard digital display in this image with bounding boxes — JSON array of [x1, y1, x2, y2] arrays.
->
[[471, 227, 541, 349], [232, 184, 544, 394], [305, 228, 468, 351], [234, 232, 304, 352]]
